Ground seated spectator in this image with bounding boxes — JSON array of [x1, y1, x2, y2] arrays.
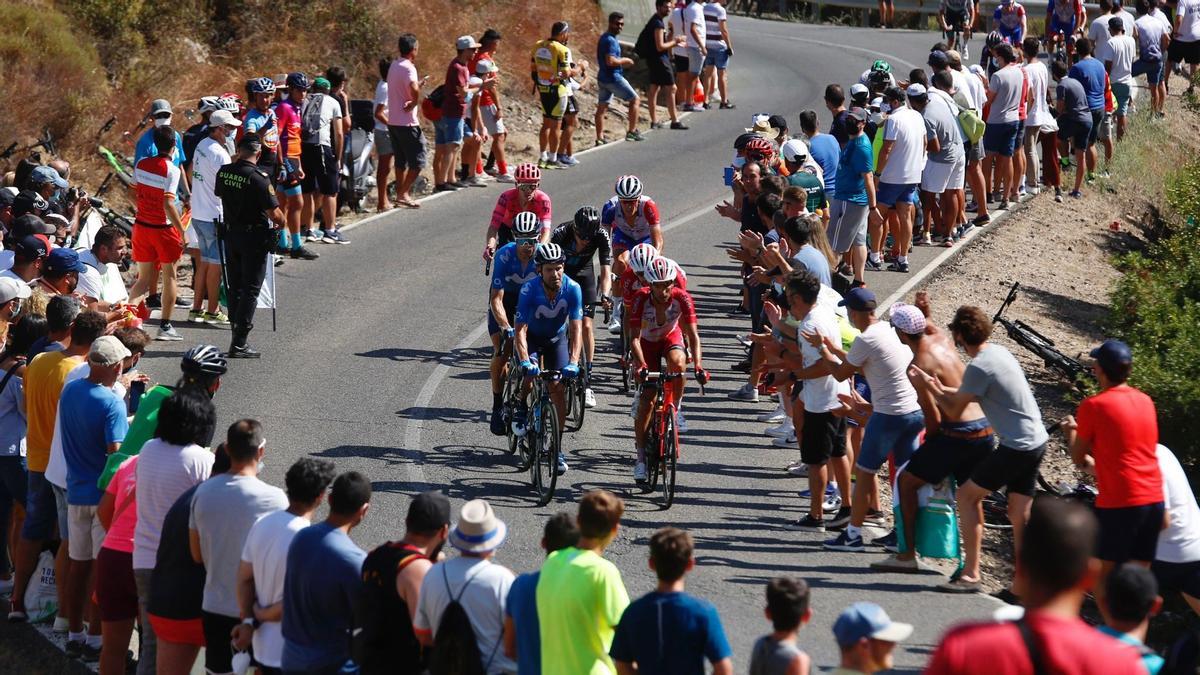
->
[[1098, 564, 1165, 675], [748, 577, 812, 675], [831, 602, 912, 675], [504, 512, 579, 675]]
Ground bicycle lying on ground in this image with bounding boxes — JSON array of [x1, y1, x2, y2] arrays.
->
[[983, 423, 1097, 531], [992, 281, 1092, 390]]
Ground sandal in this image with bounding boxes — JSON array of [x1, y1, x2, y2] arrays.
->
[[398, 198, 421, 209]]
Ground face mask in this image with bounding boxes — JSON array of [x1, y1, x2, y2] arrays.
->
[[153, 116, 171, 128], [870, 112, 884, 125], [772, 281, 784, 295], [732, 155, 746, 169], [225, 136, 237, 155], [991, 57, 1001, 68]]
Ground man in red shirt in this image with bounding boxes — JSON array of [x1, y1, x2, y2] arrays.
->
[[1063, 338, 1163, 605], [432, 36, 479, 192], [127, 126, 187, 341], [926, 498, 1147, 675]]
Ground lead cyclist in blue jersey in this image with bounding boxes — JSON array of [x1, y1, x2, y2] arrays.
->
[[550, 206, 613, 409], [513, 243, 583, 474], [488, 211, 542, 435]]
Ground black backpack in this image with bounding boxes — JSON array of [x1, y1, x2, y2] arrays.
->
[[427, 565, 501, 675], [634, 19, 658, 61]]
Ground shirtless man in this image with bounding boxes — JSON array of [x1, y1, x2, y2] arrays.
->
[[869, 301, 994, 591]]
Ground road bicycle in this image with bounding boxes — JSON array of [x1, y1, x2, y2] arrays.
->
[[499, 336, 529, 467], [517, 369, 563, 506], [638, 370, 704, 508], [943, 24, 971, 61], [992, 282, 1092, 389], [563, 355, 590, 432]]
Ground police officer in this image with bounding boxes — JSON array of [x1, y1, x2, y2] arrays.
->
[[215, 132, 285, 358]]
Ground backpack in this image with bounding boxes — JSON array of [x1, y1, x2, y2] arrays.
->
[[427, 565, 501, 675], [355, 543, 428, 674], [300, 93, 328, 144], [634, 19, 658, 61], [421, 85, 446, 123]]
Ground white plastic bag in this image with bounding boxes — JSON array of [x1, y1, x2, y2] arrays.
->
[[23, 550, 58, 623]]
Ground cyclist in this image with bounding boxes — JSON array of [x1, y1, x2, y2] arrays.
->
[[242, 77, 282, 173], [601, 175, 663, 331], [550, 206, 613, 409], [484, 163, 552, 261], [981, 30, 1008, 75], [275, 73, 319, 258], [859, 60, 897, 96], [939, 0, 976, 54], [488, 212, 541, 435], [116, 344, 228, 458], [992, 0, 1027, 47], [1045, 0, 1085, 59], [513, 243, 583, 475], [628, 257, 707, 483]]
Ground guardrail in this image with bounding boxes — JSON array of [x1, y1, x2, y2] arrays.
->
[[735, 0, 1101, 24]]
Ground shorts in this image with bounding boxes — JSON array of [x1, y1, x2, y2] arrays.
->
[[149, 613, 206, 647], [561, 96, 579, 120], [487, 300, 517, 336], [388, 125, 428, 171], [1048, 17, 1076, 38], [648, 59, 675, 87], [480, 104, 507, 136], [904, 422, 995, 486], [1133, 58, 1164, 85], [920, 156, 966, 193], [132, 224, 184, 265], [277, 158, 302, 197], [566, 266, 599, 318], [184, 222, 199, 250], [674, 48, 703, 76], [968, 442, 1046, 496], [527, 331, 570, 371], [1087, 109, 1104, 146], [827, 199, 869, 253], [639, 331, 686, 369], [1058, 116, 1093, 151], [945, 9, 970, 30], [703, 45, 731, 70], [373, 128, 394, 156], [0, 455, 27, 509], [539, 87, 567, 120], [983, 120, 1021, 156], [95, 547, 138, 621], [1097, 111, 1115, 141], [598, 75, 639, 105], [1111, 81, 1132, 117], [1014, 123, 1026, 149], [1153, 559, 1200, 599], [876, 182, 919, 208], [858, 410, 924, 473], [191, 218, 221, 265], [67, 503, 106, 561], [612, 228, 652, 254], [1168, 38, 1200, 66], [966, 139, 984, 163], [800, 410, 849, 466], [434, 116, 464, 146], [1095, 501, 1166, 563], [21, 470, 56, 540], [202, 611, 240, 674], [300, 144, 339, 196]]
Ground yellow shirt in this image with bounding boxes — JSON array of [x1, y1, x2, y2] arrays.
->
[[24, 351, 83, 472], [531, 39, 570, 91]]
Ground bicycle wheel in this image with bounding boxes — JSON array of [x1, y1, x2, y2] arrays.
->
[[645, 420, 661, 492], [566, 377, 586, 432], [661, 405, 679, 509], [619, 329, 631, 394], [982, 491, 1013, 531], [533, 400, 560, 506], [502, 368, 522, 456]]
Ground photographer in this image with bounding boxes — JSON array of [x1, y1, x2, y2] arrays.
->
[[29, 166, 89, 245]]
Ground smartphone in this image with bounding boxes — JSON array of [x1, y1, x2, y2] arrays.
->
[[128, 379, 146, 416], [723, 166, 735, 187]]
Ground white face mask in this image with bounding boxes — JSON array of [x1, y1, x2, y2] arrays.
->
[[991, 57, 1001, 68], [153, 116, 171, 128], [869, 111, 884, 125]]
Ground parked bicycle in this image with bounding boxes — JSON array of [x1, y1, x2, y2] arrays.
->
[[992, 282, 1092, 389]]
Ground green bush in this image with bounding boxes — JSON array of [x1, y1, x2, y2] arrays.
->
[[1109, 160, 1200, 465]]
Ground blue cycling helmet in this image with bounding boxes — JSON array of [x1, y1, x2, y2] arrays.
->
[[248, 76, 276, 95]]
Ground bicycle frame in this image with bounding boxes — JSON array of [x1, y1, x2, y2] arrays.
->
[[642, 371, 683, 459], [991, 281, 1091, 387]]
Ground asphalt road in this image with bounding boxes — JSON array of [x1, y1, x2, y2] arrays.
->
[[140, 17, 1004, 672]]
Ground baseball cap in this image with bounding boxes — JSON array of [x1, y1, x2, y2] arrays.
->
[[1090, 339, 1132, 370], [456, 35, 481, 50], [312, 77, 331, 91], [475, 59, 499, 75], [209, 109, 242, 128], [849, 83, 870, 99], [286, 72, 309, 90], [0, 189, 13, 211], [0, 277, 31, 305], [889, 304, 926, 335], [906, 83, 928, 98], [406, 490, 452, 533], [88, 335, 132, 366], [839, 286, 877, 311], [12, 190, 49, 218], [148, 99, 173, 117], [14, 235, 50, 260], [10, 214, 55, 238], [780, 138, 810, 163], [928, 50, 950, 68], [833, 602, 913, 647], [768, 114, 789, 132], [30, 166, 68, 189], [846, 107, 869, 123], [44, 247, 86, 276]]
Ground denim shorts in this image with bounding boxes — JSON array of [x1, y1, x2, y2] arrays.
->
[[1111, 81, 1132, 117], [876, 182, 919, 208], [22, 470, 57, 540], [435, 116, 465, 145], [857, 410, 924, 473], [983, 120, 1020, 157], [703, 46, 731, 70], [191, 218, 221, 265], [1133, 58, 1164, 85], [1058, 116, 1093, 151], [598, 74, 639, 105]]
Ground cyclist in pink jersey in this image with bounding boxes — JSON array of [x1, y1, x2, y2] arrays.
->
[[483, 163, 552, 260]]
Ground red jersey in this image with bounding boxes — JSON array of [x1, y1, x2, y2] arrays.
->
[[470, 51, 497, 108], [621, 266, 687, 306], [490, 188, 552, 231], [628, 286, 697, 343], [1076, 384, 1162, 508], [133, 155, 181, 227]]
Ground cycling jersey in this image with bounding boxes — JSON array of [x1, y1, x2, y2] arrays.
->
[[628, 286, 697, 344], [940, 0, 974, 14], [133, 155, 181, 226], [601, 196, 660, 244], [550, 223, 613, 275], [516, 276, 583, 338], [490, 189, 553, 234], [490, 243, 538, 299], [243, 107, 281, 165], [994, 4, 1026, 42], [620, 265, 688, 307], [531, 39, 571, 92], [275, 99, 303, 162]]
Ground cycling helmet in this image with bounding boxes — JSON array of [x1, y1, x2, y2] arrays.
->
[[645, 257, 678, 284], [573, 206, 601, 237], [513, 163, 542, 184], [216, 96, 241, 113], [614, 175, 643, 200], [628, 243, 659, 274], [534, 242, 565, 266], [198, 96, 220, 114], [745, 137, 775, 159], [181, 344, 228, 376], [248, 76, 276, 95], [513, 211, 541, 238], [870, 59, 892, 73], [986, 31, 1004, 47]]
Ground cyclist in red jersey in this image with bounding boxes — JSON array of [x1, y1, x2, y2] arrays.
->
[[628, 257, 708, 483], [483, 163, 552, 260]]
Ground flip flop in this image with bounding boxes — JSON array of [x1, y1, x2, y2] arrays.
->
[[399, 199, 421, 209]]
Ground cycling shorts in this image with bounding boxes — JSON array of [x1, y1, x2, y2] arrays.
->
[[539, 86, 567, 120], [487, 297, 518, 336], [638, 330, 686, 370], [1048, 17, 1076, 37], [612, 228, 652, 254], [944, 9, 969, 29], [566, 265, 598, 318], [527, 331, 570, 371]]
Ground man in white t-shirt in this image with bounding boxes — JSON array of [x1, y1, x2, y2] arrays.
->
[[232, 457, 335, 672], [414, 499, 516, 675], [372, 59, 394, 212], [870, 86, 927, 274], [1134, 1, 1171, 117], [1153, 444, 1200, 616], [670, 0, 707, 111], [702, 0, 735, 109], [1100, 17, 1138, 139], [188, 110, 240, 324], [1168, 0, 1200, 96], [1020, 37, 1051, 193], [75, 226, 129, 312]]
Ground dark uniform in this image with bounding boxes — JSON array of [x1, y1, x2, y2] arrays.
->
[[215, 157, 279, 353], [550, 222, 612, 318]]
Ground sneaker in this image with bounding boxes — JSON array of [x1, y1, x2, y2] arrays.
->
[[728, 383, 759, 402], [511, 404, 528, 437], [7, 610, 27, 622], [80, 643, 101, 663], [433, 183, 457, 192], [758, 407, 787, 423], [965, 200, 979, 211], [66, 639, 84, 659], [1054, 190, 1064, 203], [670, 121, 689, 130], [823, 492, 843, 514], [489, 407, 505, 436], [557, 155, 579, 167], [302, 229, 321, 242], [865, 509, 888, 527], [826, 507, 852, 529], [594, 138, 608, 147], [972, 214, 991, 226], [1098, 170, 1111, 179], [873, 530, 899, 552], [461, 176, 488, 187], [719, 101, 736, 109], [625, 130, 646, 142], [273, 254, 285, 267], [53, 615, 69, 632], [584, 388, 597, 409], [675, 410, 688, 433], [634, 461, 648, 482], [786, 515, 826, 532], [650, 122, 665, 129], [607, 316, 622, 334], [865, 257, 884, 271], [291, 245, 320, 260], [1017, 185, 1027, 197], [765, 421, 794, 438], [916, 233, 933, 246], [870, 555, 938, 574], [323, 230, 351, 245], [798, 484, 839, 499], [938, 577, 984, 593], [495, 172, 516, 183], [146, 293, 162, 309], [786, 463, 810, 477], [555, 454, 568, 475], [187, 309, 205, 323], [226, 344, 261, 359], [887, 260, 910, 273], [202, 311, 229, 325], [771, 434, 797, 447], [823, 530, 865, 552], [998, 200, 1010, 210], [448, 180, 471, 188], [1069, 189, 1083, 199], [156, 323, 182, 341]]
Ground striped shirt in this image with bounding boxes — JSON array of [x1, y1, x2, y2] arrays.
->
[[133, 155, 180, 227]]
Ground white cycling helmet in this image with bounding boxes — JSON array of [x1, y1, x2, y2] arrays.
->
[[628, 243, 659, 274], [534, 242, 565, 266], [645, 257, 678, 283], [512, 211, 540, 238], [614, 175, 643, 200], [198, 96, 220, 114], [216, 96, 240, 113]]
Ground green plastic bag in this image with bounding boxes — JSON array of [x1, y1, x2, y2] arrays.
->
[[892, 480, 960, 560]]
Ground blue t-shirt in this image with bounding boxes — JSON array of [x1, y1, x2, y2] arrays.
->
[[134, 128, 187, 167], [1068, 57, 1108, 110], [1098, 626, 1163, 675], [58, 378, 128, 505], [281, 522, 367, 672], [491, 243, 538, 298], [597, 32, 623, 84], [808, 133, 841, 193], [792, 245, 832, 287], [515, 276, 583, 338], [834, 134, 874, 205], [505, 572, 541, 675], [609, 591, 732, 675]]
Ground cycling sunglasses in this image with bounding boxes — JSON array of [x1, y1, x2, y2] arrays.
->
[[517, 183, 539, 191], [516, 238, 538, 246]]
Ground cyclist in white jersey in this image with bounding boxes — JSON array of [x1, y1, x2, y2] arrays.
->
[[601, 175, 664, 332]]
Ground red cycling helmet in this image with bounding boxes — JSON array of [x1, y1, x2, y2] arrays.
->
[[513, 163, 542, 184], [745, 137, 775, 159]]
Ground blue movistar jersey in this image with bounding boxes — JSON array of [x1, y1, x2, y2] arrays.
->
[[516, 276, 583, 337], [490, 243, 538, 297]]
